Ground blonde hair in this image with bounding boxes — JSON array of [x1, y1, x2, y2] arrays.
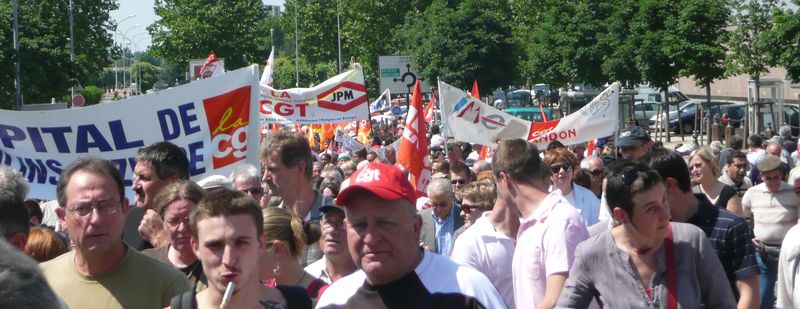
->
[[262, 207, 320, 258], [458, 180, 497, 210], [23, 227, 66, 263], [689, 146, 720, 178]]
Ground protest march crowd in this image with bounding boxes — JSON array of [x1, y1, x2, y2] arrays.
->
[[3, 62, 800, 309]]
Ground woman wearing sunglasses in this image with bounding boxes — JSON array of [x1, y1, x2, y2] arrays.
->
[[452, 179, 496, 243], [545, 148, 601, 227], [557, 162, 735, 308]]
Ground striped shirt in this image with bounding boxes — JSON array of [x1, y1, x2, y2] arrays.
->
[[687, 194, 758, 299], [742, 182, 800, 245]]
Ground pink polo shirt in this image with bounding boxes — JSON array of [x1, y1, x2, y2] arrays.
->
[[512, 191, 589, 308]]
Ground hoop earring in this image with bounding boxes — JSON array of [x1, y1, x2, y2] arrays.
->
[[273, 264, 281, 276]]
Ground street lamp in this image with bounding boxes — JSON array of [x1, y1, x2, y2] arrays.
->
[[295, 0, 299, 88], [12, 0, 21, 109], [113, 15, 136, 92]]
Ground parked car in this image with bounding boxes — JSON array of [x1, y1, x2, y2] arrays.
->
[[506, 107, 556, 123], [649, 100, 735, 134], [506, 90, 533, 108]]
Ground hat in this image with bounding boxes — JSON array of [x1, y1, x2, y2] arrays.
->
[[789, 166, 800, 183], [617, 126, 651, 147], [197, 175, 232, 190], [320, 203, 345, 213], [758, 156, 782, 172], [336, 162, 416, 206], [338, 152, 351, 160]]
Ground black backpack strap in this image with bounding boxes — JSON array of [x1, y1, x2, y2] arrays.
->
[[170, 289, 196, 309], [276, 284, 313, 309]]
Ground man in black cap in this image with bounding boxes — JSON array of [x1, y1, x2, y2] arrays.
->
[[617, 126, 653, 160], [742, 156, 800, 308]]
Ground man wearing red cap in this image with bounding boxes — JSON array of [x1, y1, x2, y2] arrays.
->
[[316, 162, 507, 308]]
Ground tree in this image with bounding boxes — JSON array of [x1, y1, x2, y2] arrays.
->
[[767, 4, 800, 83], [130, 62, 161, 93], [0, 0, 117, 109], [595, 0, 642, 88], [149, 0, 269, 71], [397, 0, 517, 94], [518, 0, 577, 89], [81, 85, 103, 106], [727, 0, 779, 103]]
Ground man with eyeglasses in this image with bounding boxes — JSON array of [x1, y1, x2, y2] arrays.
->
[[229, 164, 266, 205], [420, 178, 464, 255], [304, 203, 357, 284], [617, 126, 653, 160], [743, 156, 800, 308], [719, 151, 753, 198], [449, 161, 473, 193], [579, 156, 604, 198], [42, 157, 190, 308], [644, 148, 759, 309]]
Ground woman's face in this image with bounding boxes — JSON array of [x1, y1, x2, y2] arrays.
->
[[689, 156, 711, 183], [628, 183, 671, 242], [460, 198, 485, 226], [163, 199, 197, 254], [549, 161, 574, 189]]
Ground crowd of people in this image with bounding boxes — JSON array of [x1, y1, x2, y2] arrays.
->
[[4, 119, 800, 309]]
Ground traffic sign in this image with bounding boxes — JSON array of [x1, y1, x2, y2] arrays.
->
[[379, 56, 432, 95], [391, 105, 402, 116], [71, 94, 85, 107]]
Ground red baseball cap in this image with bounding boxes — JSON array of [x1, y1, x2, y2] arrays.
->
[[337, 162, 416, 206]]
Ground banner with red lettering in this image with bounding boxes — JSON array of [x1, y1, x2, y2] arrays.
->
[[0, 65, 261, 200], [259, 64, 370, 125], [439, 81, 619, 147]]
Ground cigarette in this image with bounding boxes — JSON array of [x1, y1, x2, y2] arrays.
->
[[220, 282, 235, 309]]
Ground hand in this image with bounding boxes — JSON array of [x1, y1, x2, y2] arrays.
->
[[751, 237, 762, 248], [138, 209, 169, 248]]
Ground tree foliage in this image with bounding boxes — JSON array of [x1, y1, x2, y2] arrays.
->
[[674, 0, 729, 89], [130, 62, 160, 93], [0, 0, 117, 109], [727, 0, 779, 101], [767, 5, 800, 83]]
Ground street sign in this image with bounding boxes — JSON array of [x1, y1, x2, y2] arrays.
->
[[379, 56, 432, 95], [391, 105, 402, 116], [71, 94, 85, 107]]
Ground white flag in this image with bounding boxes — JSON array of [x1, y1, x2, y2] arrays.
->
[[260, 46, 275, 86], [370, 88, 391, 114]]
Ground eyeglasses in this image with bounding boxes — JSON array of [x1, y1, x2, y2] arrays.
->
[[622, 164, 651, 185], [451, 179, 467, 185], [165, 216, 190, 228], [550, 163, 573, 174], [461, 204, 482, 214], [68, 200, 121, 217], [241, 187, 264, 195], [586, 169, 604, 177]]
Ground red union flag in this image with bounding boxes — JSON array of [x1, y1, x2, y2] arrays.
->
[[203, 86, 252, 169], [424, 96, 436, 123], [398, 80, 431, 197]]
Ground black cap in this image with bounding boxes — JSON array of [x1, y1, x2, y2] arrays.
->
[[618, 126, 651, 147]]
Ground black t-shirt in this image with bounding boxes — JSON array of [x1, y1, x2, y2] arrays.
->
[[123, 207, 153, 251]]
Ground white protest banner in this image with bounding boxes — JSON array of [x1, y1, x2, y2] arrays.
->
[[439, 80, 531, 145], [259, 64, 370, 125], [527, 83, 619, 148], [334, 129, 366, 151], [0, 65, 261, 200]]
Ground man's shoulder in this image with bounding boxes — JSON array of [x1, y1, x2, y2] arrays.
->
[[40, 251, 73, 275], [419, 254, 506, 307], [316, 270, 367, 307]]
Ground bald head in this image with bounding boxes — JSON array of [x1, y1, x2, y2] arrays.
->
[[767, 142, 783, 157], [580, 156, 603, 170]]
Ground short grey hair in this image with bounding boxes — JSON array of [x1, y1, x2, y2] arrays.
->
[[780, 125, 792, 139], [0, 239, 63, 308], [579, 156, 603, 170], [0, 166, 28, 201], [426, 178, 453, 198], [229, 164, 260, 182], [320, 165, 343, 183]]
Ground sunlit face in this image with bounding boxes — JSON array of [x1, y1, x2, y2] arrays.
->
[[193, 214, 265, 294], [320, 210, 348, 257], [233, 176, 264, 202], [132, 161, 171, 209], [459, 198, 485, 226], [450, 171, 471, 191], [58, 170, 127, 255], [345, 195, 421, 285], [262, 152, 303, 198], [726, 158, 748, 183], [427, 193, 454, 220], [626, 183, 671, 242], [163, 199, 196, 255], [689, 156, 712, 183], [549, 161, 574, 189]]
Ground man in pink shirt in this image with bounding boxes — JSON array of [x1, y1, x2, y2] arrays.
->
[[493, 139, 589, 309]]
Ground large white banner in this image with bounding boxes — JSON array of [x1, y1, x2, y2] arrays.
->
[[439, 81, 619, 147], [259, 65, 370, 125], [0, 65, 261, 200]]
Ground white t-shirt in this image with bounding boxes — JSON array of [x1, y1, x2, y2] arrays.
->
[[450, 212, 516, 308], [304, 256, 331, 284], [317, 251, 507, 308]]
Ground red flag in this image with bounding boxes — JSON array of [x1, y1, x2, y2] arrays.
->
[[587, 139, 596, 157], [397, 80, 432, 197], [424, 96, 436, 123], [478, 145, 492, 160], [471, 80, 480, 98], [198, 51, 225, 79]]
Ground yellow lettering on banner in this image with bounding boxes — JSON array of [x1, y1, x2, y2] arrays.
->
[[213, 107, 248, 135]]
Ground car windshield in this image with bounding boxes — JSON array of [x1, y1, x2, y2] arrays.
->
[[513, 111, 545, 122]]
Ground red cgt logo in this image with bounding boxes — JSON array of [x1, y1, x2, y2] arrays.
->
[[527, 119, 561, 140], [203, 86, 251, 169]]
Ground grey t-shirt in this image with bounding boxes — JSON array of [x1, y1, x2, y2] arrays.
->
[[557, 222, 736, 308]]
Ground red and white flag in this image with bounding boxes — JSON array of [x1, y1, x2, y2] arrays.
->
[[260, 47, 275, 86], [424, 95, 436, 123], [198, 51, 225, 79], [397, 80, 432, 197]]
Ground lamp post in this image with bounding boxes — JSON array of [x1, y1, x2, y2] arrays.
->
[[114, 14, 136, 92], [12, 0, 21, 109], [121, 25, 141, 93], [294, 0, 299, 88], [336, 0, 342, 73], [68, 0, 75, 98]]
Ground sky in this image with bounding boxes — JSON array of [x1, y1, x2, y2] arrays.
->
[[109, 0, 284, 51]]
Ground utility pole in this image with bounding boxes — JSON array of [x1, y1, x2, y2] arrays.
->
[[69, 0, 75, 98], [13, 0, 22, 109], [295, 0, 300, 87], [336, 0, 342, 74]]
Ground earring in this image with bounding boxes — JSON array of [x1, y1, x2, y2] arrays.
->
[[273, 264, 281, 276]]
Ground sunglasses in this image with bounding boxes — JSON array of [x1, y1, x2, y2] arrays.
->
[[550, 163, 573, 174], [451, 179, 467, 185], [585, 169, 604, 177], [622, 163, 651, 185], [461, 204, 482, 214]]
